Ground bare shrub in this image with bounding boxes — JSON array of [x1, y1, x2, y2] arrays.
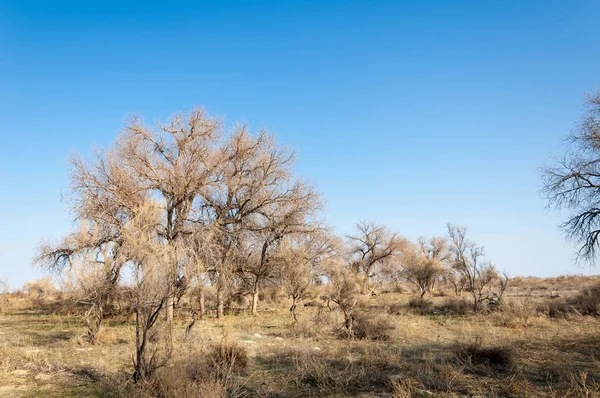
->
[[438, 298, 471, 315], [106, 339, 249, 398], [338, 310, 396, 340], [572, 282, 600, 315], [325, 263, 362, 336], [494, 298, 539, 328], [286, 344, 403, 394], [447, 224, 508, 312], [408, 297, 433, 315], [22, 276, 57, 304], [538, 298, 572, 318], [285, 307, 338, 339]]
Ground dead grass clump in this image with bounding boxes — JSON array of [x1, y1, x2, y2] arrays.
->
[[387, 302, 406, 315], [453, 338, 514, 374], [438, 298, 471, 315], [288, 344, 403, 394], [408, 297, 433, 315], [94, 327, 119, 345], [538, 299, 572, 318], [0, 344, 20, 374], [563, 371, 600, 397], [494, 298, 539, 328]]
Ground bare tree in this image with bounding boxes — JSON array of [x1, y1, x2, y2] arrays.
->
[[542, 90, 600, 262], [241, 184, 322, 316], [447, 224, 501, 312], [36, 106, 323, 380], [278, 231, 339, 322], [203, 128, 316, 318], [347, 221, 404, 294], [397, 237, 448, 298], [446, 267, 468, 296], [117, 108, 221, 323], [325, 260, 362, 336]]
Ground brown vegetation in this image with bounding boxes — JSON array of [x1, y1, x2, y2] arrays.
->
[[1, 274, 600, 397]]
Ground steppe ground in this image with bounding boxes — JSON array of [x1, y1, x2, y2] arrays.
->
[[1, 276, 600, 397]]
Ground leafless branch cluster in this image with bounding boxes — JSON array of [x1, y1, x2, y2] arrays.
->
[[542, 91, 600, 261]]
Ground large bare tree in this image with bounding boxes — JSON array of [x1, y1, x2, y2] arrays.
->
[[542, 90, 600, 262], [347, 221, 404, 294], [203, 128, 318, 317], [37, 107, 321, 380]]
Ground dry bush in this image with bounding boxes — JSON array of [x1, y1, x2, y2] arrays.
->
[[274, 344, 403, 395], [438, 298, 471, 315], [453, 338, 514, 375], [105, 339, 249, 398], [538, 298, 573, 318], [387, 302, 407, 315], [22, 276, 57, 304], [493, 298, 540, 328], [572, 282, 600, 315], [285, 308, 338, 339], [338, 310, 396, 340], [94, 327, 119, 345], [408, 297, 433, 315]]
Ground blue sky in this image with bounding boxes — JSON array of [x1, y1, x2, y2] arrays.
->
[[1, 1, 599, 288]]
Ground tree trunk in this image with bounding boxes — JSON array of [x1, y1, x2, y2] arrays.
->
[[199, 289, 205, 318], [217, 287, 224, 319], [251, 291, 259, 316], [85, 303, 103, 345], [185, 288, 205, 338], [290, 296, 298, 322], [362, 273, 370, 295], [471, 292, 479, 313], [251, 280, 259, 316], [134, 307, 147, 382]]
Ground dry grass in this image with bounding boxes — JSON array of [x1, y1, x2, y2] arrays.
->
[[1, 278, 600, 397]]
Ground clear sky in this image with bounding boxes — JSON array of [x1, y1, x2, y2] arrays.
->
[[1, 0, 600, 288]]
